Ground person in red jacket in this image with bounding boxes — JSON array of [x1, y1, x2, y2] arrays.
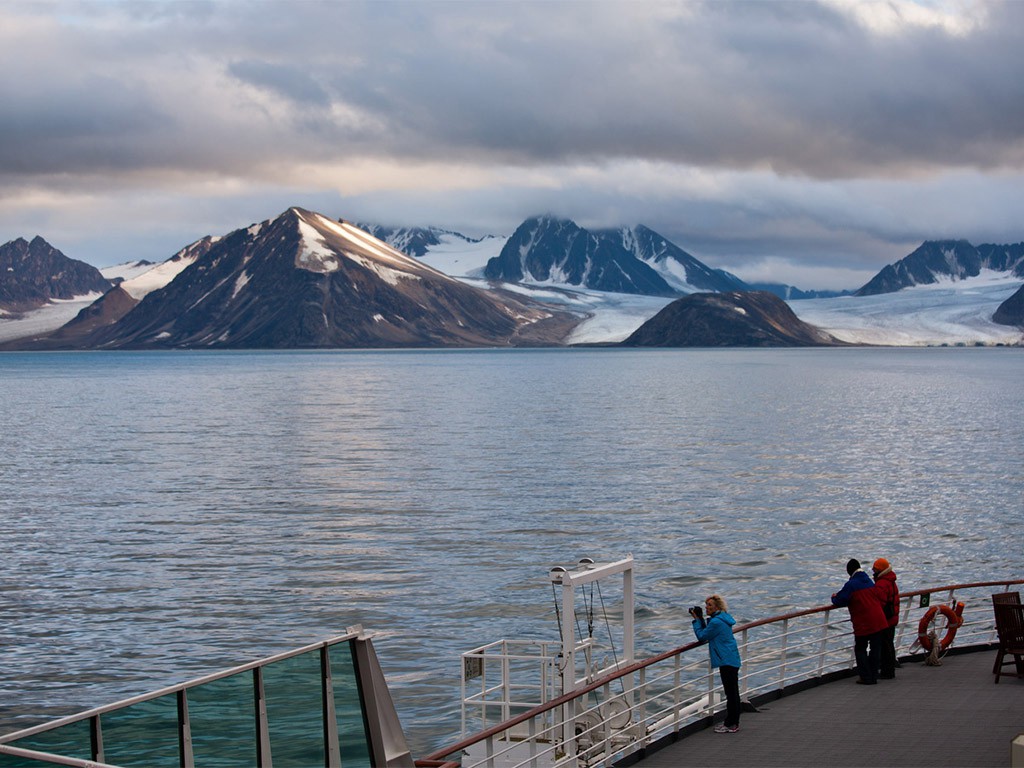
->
[[872, 558, 899, 679], [831, 558, 888, 684]]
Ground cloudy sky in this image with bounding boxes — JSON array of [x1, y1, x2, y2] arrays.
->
[[2, 0, 1023, 289]]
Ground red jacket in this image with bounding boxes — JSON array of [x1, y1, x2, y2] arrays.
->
[[832, 570, 888, 636], [873, 569, 899, 628]]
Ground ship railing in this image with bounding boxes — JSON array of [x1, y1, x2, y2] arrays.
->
[[0, 626, 411, 768], [417, 579, 1023, 768]]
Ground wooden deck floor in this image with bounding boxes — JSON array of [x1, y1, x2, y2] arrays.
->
[[631, 647, 1023, 768]]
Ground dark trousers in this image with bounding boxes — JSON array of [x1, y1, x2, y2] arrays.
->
[[854, 632, 881, 683], [879, 625, 897, 677], [719, 664, 741, 727]]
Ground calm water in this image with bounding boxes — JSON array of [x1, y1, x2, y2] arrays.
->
[[1, 348, 1021, 754]]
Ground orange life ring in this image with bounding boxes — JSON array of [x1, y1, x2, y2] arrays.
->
[[917, 601, 964, 652]]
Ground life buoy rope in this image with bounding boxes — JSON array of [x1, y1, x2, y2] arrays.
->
[[917, 601, 964, 652]]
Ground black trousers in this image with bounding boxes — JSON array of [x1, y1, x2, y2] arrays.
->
[[854, 632, 882, 683], [719, 664, 741, 727], [879, 625, 897, 677]]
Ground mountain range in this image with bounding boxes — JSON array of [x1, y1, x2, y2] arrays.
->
[[856, 240, 1024, 296], [1, 209, 1022, 349], [3, 209, 578, 349]]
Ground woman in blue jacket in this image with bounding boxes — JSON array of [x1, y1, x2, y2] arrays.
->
[[691, 594, 743, 733]]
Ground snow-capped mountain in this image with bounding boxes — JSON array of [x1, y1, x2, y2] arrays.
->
[[117, 237, 220, 301], [856, 240, 1024, 296], [0, 236, 111, 313], [3, 211, 1021, 349], [29, 208, 565, 349], [484, 216, 679, 296], [361, 216, 850, 301], [358, 225, 505, 279], [38, 236, 223, 344], [604, 224, 746, 293]]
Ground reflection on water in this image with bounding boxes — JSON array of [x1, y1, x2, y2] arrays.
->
[[0, 348, 1022, 754]]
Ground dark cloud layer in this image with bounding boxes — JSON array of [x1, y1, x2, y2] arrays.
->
[[1, 1, 1023, 289]]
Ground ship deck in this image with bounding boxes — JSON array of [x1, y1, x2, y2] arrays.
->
[[631, 647, 1023, 768]]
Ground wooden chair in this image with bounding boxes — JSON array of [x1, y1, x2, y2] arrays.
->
[[992, 601, 1024, 683], [992, 591, 1021, 606]]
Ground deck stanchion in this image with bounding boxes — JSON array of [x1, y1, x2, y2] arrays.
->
[[705, 658, 715, 719], [894, 595, 912, 653], [739, 628, 750, 699], [779, 618, 789, 691], [817, 610, 830, 676], [89, 714, 103, 765], [254, 667, 272, 768], [177, 689, 194, 768], [320, 646, 341, 768]]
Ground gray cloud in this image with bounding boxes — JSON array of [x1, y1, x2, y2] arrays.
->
[[227, 60, 330, 106], [1, 0, 1023, 289]]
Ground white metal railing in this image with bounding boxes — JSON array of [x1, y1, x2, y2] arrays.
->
[[417, 579, 1022, 768]]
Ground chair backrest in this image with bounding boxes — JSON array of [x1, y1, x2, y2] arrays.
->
[[992, 591, 1021, 606], [993, 602, 1024, 648]]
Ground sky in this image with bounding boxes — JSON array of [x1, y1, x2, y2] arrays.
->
[[2, 0, 1023, 290]]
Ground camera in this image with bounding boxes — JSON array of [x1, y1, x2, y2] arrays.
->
[[688, 605, 703, 618]]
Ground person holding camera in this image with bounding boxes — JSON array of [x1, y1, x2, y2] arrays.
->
[[690, 594, 742, 734]]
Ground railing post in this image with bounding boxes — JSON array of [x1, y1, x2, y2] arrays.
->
[[673, 653, 682, 732], [502, 652, 511, 724], [818, 610, 830, 676], [253, 667, 272, 768], [321, 646, 340, 768], [779, 618, 789, 691], [739, 628, 750, 699], [177, 689, 194, 768], [894, 595, 911, 652], [528, 715, 539, 768], [484, 733, 495, 768], [89, 714, 103, 765], [637, 666, 647, 747], [706, 658, 716, 717]]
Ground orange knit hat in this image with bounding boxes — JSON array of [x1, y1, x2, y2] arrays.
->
[[873, 558, 890, 572]]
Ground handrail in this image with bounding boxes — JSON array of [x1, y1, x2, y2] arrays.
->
[[0, 630, 363, 744], [419, 578, 1023, 767]]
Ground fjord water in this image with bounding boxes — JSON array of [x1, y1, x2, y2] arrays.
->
[[1, 348, 1021, 754]]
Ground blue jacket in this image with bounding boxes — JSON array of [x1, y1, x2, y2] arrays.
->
[[831, 570, 888, 637], [692, 611, 742, 669]]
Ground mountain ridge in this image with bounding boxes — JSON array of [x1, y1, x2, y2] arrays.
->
[[2, 211, 1022, 348], [856, 239, 1024, 296], [6, 208, 575, 350], [0, 236, 112, 313]]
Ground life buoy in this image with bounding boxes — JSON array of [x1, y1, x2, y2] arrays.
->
[[917, 601, 964, 652]]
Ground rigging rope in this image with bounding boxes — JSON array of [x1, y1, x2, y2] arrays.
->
[[596, 580, 627, 696]]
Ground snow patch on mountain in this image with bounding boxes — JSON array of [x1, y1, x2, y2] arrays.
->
[[296, 218, 342, 273], [100, 261, 155, 283], [119, 255, 201, 300], [418, 233, 507, 278]]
